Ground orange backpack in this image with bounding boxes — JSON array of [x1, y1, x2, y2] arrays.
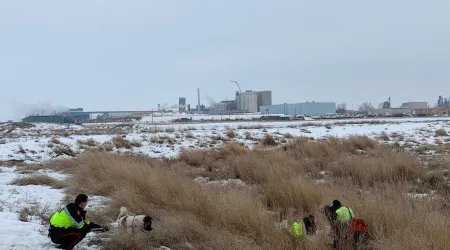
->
[[349, 218, 368, 232]]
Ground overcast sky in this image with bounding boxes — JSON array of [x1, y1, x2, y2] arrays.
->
[[1, 0, 449, 120]]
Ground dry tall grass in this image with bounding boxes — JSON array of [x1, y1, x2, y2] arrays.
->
[[435, 128, 449, 137], [10, 174, 67, 189], [52, 136, 449, 250], [65, 152, 292, 249]]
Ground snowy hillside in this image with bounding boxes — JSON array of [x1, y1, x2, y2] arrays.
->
[[1, 117, 449, 163], [0, 117, 449, 249]]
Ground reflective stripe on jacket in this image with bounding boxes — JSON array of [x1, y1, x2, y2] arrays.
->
[[50, 206, 86, 229], [335, 206, 354, 222]]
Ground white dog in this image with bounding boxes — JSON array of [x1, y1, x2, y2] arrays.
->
[[116, 207, 153, 232]]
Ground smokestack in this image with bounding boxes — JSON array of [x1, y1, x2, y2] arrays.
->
[[197, 88, 200, 112]]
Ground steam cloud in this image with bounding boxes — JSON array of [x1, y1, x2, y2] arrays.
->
[[11, 101, 70, 117], [204, 96, 215, 106]]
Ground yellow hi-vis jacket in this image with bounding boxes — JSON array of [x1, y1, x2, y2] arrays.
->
[[289, 220, 305, 238], [50, 206, 90, 229], [335, 206, 355, 223]]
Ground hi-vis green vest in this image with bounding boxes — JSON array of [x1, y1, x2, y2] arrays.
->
[[289, 220, 304, 238], [336, 206, 354, 223], [50, 206, 90, 229]]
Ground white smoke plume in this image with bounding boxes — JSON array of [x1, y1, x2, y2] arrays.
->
[[204, 96, 215, 107], [11, 101, 70, 117]]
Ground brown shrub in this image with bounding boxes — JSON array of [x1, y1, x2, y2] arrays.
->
[[50, 137, 61, 144], [99, 141, 115, 152], [112, 136, 132, 149], [18, 204, 51, 223], [245, 132, 259, 141], [17, 145, 26, 154], [264, 177, 324, 213], [10, 174, 67, 189], [53, 145, 75, 157], [283, 133, 294, 139], [0, 159, 25, 167], [16, 155, 83, 174], [178, 149, 206, 166], [262, 134, 277, 146], [344, 135, 377, 150], [435, 128, 448, 137], [165, 127, 175, 133], [77, 138, 98, 147], [378, 132, 390, 141], [226, 129, 236, 138], [328, 148, 423, 187], [130, 140, 142, 147]]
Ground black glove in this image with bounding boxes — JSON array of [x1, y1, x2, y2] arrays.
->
[[89, 222, 109, 232], [91, 227, 108, 232], [82, 224, 91, 234], [88, 222, 102, 229]]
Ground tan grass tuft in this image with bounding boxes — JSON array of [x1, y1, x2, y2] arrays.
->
[[10, 174, 67, 189]]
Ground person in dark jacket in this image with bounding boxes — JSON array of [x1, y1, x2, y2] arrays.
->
[[48, 194, 107, 250]]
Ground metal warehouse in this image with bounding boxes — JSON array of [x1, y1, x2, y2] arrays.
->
[[260, 102, 336, 116], [22, 115, 75, 124]]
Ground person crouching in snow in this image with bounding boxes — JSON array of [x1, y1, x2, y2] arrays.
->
[[48, 194, 107, 250]]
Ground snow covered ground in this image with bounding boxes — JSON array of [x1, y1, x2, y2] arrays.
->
[[139, 112, 264, 123], [0, 166, 104, 249], [1, 117, 449, 163], [0, 117, 449, 249]]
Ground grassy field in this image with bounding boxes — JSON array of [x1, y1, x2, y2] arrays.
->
[[16, 135, 450, 250]]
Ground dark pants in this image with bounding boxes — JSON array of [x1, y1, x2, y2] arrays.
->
[[49, 226, 87, 250], [332, 223, 352, 250]]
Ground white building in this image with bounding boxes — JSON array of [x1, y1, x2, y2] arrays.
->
[[374, 108, 412, 116], [236, 90, 272, 113], [236, 91, 258, 112], [400, 102, 428, 110]]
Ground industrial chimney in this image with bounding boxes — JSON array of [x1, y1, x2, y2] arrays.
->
[[197, 88, 200, 112]]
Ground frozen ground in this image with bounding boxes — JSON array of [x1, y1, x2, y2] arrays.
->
[[139, 112, 264, 123], [0, 166, 104, 249], [0, 117, 449, 249], [1, 117, 449, 163]]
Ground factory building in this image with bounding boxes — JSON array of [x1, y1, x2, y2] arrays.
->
[[179, 97, 186, 112], [374, 108, 412, 117], [257, 91, 272, 109], [260, 102, 336, 116], [400, 102, 428, 110], [22, 115, 75, 124], [236, 91, 258, 112], [414, 107, 450, 116], [374, 102, 428, 117], [236, 90, 272, 113]]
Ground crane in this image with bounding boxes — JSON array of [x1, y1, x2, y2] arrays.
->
[[231, 80, 241, 93]]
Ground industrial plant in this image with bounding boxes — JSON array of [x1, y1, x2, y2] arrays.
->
[[167, 83, 273, 115], [372, 96, 450, 117], [19, 82, 450, 125], [166, 81, 334, 117]]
